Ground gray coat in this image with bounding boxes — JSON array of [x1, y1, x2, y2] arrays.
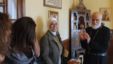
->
[[40, 31, 63, 64]]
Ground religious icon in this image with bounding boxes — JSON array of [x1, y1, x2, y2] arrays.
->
[[100, 8, 111, 21]]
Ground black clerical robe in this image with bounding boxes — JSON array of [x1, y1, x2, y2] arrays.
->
[[81, 25, 110, 64]]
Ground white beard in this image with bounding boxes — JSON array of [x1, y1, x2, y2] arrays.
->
[[92, 23, 101, 29]]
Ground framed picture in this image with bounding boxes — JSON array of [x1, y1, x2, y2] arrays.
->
[[48, 10, 59, 22], [99, 8, 111, 21], [44, 0, 62, 9]]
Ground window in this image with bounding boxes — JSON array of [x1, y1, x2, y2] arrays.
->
[[0, 0, 6, 12], [0, 0, 25, 20]]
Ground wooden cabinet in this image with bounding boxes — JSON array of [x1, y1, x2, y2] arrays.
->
[[69, 0, 90, 59]]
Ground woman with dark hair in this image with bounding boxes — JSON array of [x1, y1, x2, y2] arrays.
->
[[0, 12, 12, 64], [6, 17, 40, 64]]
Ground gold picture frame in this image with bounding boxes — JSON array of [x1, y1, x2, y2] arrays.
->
[[44, 0, 62, 9], [99, 8, 111, 21], [48, 10, 59, 22]]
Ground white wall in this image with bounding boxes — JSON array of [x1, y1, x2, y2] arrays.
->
[[25, 0, 73, 40]]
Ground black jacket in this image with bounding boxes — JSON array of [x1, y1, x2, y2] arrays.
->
[[81, 25, 110, 53]]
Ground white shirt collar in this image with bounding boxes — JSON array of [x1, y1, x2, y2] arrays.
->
[[51, 31, 57, 36]]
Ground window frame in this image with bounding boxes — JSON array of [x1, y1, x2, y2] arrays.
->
[[0, 0, 25, 20]]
